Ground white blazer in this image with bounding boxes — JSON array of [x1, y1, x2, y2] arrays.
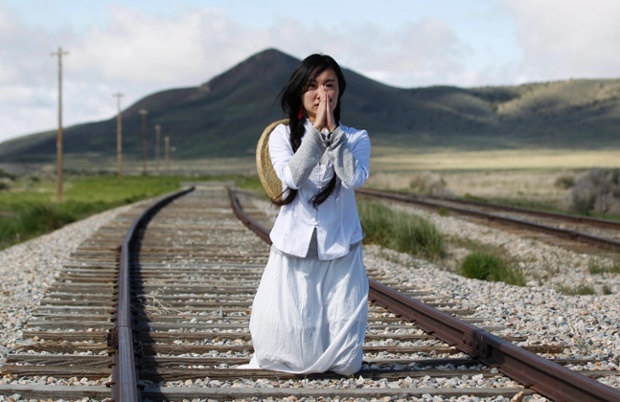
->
[[268, 121, 371, 260]]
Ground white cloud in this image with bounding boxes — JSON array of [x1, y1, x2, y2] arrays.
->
[[506, 0, 620, 82], [1, 5, 481, 143], [3, 1, 620, 144], [0, 6, 265, 142], [72, 8, 233, 85], [270, 17, 472, 88]]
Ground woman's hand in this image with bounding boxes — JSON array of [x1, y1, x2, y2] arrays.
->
[[313, 85, 338, 133]]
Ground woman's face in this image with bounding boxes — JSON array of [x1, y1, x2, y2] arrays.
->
[[301, 68, 339, 122]]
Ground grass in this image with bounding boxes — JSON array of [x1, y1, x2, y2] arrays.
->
[[0, 173, 262, 250], [3, 170, 447, 260], [356, 197, 527, 287], [461, 193, 560, 212], [0, 174, 181, 249], [458, 251, 525, 286], [2, 203, 76, 243], [367, 168, 620, 222], [358, 199, 445, 261], [461, 193, 620, 222], [449, 236, 508, 255], [589, 259, 620, 275], [370, 148, 620, 172], [556, 285, 596, 296]]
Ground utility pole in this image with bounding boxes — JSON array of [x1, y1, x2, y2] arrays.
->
[[113, 93, 124, 183], [164, 136, 170, 175], [138, 109, 148, 175], [154, 124, 161, 173], [51, 46, 68, 203]]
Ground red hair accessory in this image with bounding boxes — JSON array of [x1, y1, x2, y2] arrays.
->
[[298, 105, 304, 120]]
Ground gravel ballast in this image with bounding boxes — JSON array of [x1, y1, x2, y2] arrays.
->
[[0, 195, 618, 400], [0, 205, 133, 363]]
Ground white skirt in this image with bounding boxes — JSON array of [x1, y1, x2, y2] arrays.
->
[[239, 244, 368, 375]]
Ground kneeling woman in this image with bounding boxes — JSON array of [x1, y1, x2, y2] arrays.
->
[[243, 53, 371, 375]]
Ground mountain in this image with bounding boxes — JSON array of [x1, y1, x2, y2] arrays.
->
[[1, 48, 620, 164]]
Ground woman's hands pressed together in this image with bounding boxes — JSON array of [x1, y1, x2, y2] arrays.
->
[[302, 68, 339, 134], [313, 85, 338, 133]]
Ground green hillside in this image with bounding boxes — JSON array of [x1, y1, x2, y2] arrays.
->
[[1, 48, 619, 164]]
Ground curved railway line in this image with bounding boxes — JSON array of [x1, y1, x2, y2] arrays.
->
[[1, 183, 619, 401], [357, 188, 620, 255]]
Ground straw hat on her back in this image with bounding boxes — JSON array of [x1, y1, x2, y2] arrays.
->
[[256, 119, 289, 202]]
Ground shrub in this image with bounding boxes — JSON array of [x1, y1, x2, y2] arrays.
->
[[0, 169, 17, 180], [408, 172, 451, 196], [554, 174, 575, 189], [568, 168, 620, 214], [458, 251, 525, 286], [358, 200, 445, 260]]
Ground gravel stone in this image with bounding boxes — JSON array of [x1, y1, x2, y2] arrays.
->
[[0, 204, 132, 367], [1, 192, 619, 400]]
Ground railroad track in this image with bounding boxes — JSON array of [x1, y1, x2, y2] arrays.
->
[[1, 183, 619, 401], [357, 188, 620, 254]]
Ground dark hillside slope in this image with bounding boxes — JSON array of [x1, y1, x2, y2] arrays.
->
[[1, 48, 619, 163]]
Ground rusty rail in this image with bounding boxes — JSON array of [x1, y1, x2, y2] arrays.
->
[[357, 187, 620, 253], [368, 280, 620, 402], [229, 188, 272, 244], [111, 186, 195, 402], [229, 189, 620, 402], [427, 192, 620, 230]]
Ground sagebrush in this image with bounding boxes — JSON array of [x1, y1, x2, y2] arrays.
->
[[568, 168, 620, 214]]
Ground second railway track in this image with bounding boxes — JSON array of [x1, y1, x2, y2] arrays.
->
[[357, 188, 620, 255], [1, 183, 619, 401]]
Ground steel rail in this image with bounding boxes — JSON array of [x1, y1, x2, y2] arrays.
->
[[357, 187, 620, 252], [111, 186, 195, 402], [228, 188, 620, 402], [229, 187, 272, 244], [423, 192, 620, 229], [368, 280, 620, 402]]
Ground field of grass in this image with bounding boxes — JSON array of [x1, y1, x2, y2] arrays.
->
[[1, 147, 617, 255], [370, 147, 620, 172], [366, 148, 619, 214], [0, 173, 261, 250]]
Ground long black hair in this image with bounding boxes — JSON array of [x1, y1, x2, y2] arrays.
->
[[274, 54, 347, 207]]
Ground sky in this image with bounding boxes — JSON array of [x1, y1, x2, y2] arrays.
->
[[1, 0, 620, 144]]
